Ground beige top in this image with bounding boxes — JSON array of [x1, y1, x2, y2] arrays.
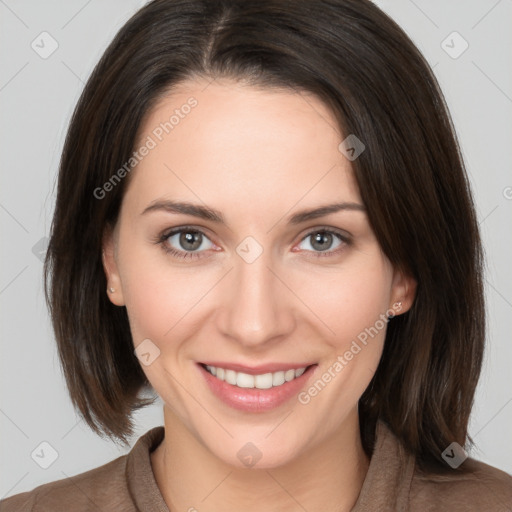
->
[[1, 420, 511, 511]]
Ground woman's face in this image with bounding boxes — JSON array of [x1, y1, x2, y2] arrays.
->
[[104, 78, 413, 468]]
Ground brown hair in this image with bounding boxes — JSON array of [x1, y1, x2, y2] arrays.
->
[[44, 0, 485, 472]]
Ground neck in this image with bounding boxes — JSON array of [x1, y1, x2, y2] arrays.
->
[[151, 405, 370, 512]]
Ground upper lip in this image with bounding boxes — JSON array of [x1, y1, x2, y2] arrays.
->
[[199, 361, 316, 375]]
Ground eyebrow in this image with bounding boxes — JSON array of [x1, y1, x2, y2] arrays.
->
[[140, 200, 366, 225]]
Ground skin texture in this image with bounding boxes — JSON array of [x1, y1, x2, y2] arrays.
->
[[103, 78, 416, 512]]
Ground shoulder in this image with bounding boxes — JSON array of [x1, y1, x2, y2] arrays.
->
[[410, 457, 512, 511], [0, 426, 165, 512], [364, 420, 512, 511], [0, 457, 130, 511], [0, 452, 131, 512]]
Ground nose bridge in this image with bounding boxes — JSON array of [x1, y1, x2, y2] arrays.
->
[[218, 237, 294, 346]]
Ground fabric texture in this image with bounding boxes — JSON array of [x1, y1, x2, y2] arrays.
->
[[1, 420, 511, 511]]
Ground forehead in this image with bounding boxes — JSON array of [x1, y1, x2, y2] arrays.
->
[[123, 78, 362, 217]]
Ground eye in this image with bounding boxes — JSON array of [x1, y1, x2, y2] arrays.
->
[[296, 228, 350, 257], [156, 226, 351, 261], [158, 227, 215, 260]]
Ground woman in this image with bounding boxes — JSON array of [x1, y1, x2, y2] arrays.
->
[[2, 0, 511, 510]]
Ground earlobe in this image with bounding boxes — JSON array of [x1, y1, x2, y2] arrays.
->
[[102, 227, 126, 307], [390, 268, 417, 315]]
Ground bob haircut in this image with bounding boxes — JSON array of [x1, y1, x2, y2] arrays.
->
[[44, 0, 485, 473]]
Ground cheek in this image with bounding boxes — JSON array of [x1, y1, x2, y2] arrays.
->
[[292, 254, 392, 409], [117, 238, 204, 345], [292, 255, 394, 348], [125, 274, 213, 349], [118, 246, 212, 401]]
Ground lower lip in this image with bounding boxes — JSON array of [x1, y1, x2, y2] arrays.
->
[[197, 363, 318, 412]]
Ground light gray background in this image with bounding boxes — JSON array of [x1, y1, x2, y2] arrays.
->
[[1, 0, 511, 499]]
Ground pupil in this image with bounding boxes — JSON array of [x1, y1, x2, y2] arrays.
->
[[181, 231, 201, 251], [312, 232, 332, 251]]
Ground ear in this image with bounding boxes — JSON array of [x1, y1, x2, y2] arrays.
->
[[102, 224, 126, 306], [389, 266, 416, 316]]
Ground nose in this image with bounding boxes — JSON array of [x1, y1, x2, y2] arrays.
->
[[216, 243, 296, 348]]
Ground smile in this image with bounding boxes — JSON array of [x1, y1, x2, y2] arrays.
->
[[198, 362, 318, 412], [204, 364, 307, 389]]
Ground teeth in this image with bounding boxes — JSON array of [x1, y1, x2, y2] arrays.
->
[[204, 365, 308, 389], [255, 373, 273, 389], [237, 372, 255, 388], [272, 371, 285, 387], [295, 367, 305, 377], [225, 369, 237, 385], [284, 369, 295, 382]]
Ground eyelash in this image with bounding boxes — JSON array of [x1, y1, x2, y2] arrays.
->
[[155, 225, 351, 261]]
